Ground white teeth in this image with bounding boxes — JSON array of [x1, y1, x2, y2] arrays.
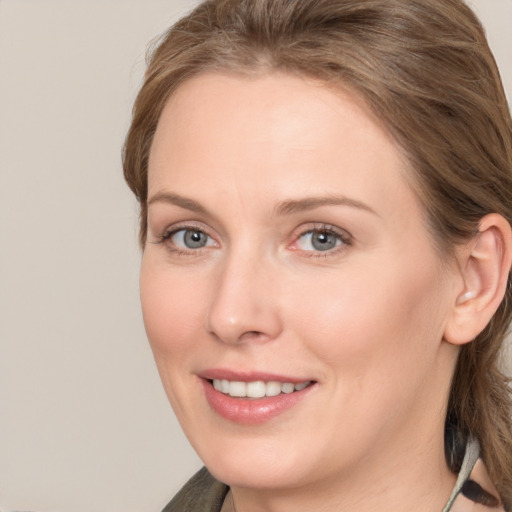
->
[[228, 381, 246, 397], [281, 382, 295, 394], [246, 381, 266, 398], [212, 379, 311, 398], [266, 381, 282, 397]]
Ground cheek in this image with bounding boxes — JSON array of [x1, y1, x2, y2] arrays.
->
[[286, 254, 448, 377], [282, 256, 451, 450], [139, 256, 208, 358]]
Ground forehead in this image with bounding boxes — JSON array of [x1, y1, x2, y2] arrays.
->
[[148, 71, 420, 226]]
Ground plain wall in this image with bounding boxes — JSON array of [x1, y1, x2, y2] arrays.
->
[[0, 1, 511, 511]]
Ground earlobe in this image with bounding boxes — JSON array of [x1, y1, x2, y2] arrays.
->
[[444, 214, 512, 346]]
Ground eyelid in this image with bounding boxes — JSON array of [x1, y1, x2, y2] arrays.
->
[[150, 220, 352, 257], [152, 221, 219, 252], [288, 223, 353, 256]]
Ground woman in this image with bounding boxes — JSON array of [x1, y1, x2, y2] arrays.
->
[[123, 0, 512, 510]]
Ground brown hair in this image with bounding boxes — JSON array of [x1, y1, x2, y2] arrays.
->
[[123, 0, 512, 506]]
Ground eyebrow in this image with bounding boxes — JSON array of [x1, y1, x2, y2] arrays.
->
[[275, 195, 378, 217], [147, 191, 378, 217], [147, 191, 209, 215]]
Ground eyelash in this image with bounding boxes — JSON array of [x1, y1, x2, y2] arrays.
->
[[153, 222, 217, 255], [290, 223, 352, 259], [152, 222, 352, 258]]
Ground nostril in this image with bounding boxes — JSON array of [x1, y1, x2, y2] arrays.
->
[[239, 330, 266, 342]]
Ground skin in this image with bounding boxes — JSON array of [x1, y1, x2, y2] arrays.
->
[[141, 72, 466, 512]]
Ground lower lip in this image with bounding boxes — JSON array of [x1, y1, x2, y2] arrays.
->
[[201, 379, 315, 425]]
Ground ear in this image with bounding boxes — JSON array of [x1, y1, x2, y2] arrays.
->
[[444, 214, 512, 346]]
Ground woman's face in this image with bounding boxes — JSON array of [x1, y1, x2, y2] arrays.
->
[[141, 72, 460, 490]]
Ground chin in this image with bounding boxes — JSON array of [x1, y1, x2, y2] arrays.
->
[[190, 428, 323, 491], [207, 457, 304, 490]]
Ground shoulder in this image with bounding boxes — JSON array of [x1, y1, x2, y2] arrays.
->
[[161, 467, 229, 512]]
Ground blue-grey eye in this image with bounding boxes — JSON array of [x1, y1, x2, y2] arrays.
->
[[297, 230, 342, 251], [172, 229, 212, 249]]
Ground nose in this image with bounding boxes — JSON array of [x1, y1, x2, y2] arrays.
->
[[205, 252, 283, 345]]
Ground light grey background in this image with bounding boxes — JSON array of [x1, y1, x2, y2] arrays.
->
[[0, 1, 510, 511]]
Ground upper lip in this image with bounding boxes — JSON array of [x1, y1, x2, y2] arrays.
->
[[199, 368, 313, 383]]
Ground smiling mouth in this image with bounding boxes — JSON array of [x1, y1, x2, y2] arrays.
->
[[211, 379, 313, 399]]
